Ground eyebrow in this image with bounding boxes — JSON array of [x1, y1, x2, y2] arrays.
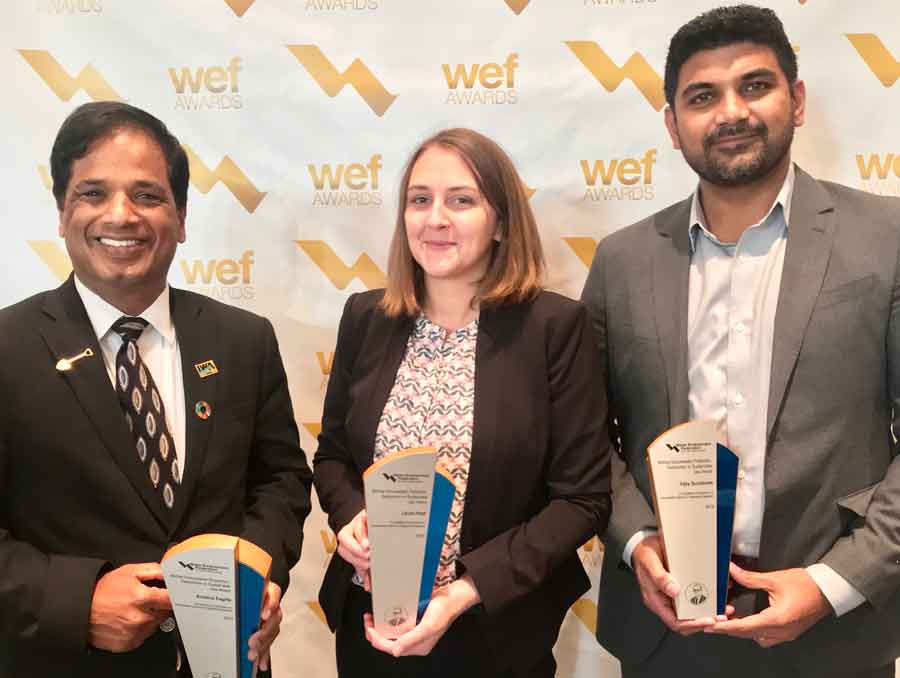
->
[[406, 184, 477, 192], [680, 67, 779, 101], [740, 68, 778, 81], [72, 178, 167, 191]]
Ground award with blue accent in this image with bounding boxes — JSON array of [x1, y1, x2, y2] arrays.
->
[[161, 534, 271, 678], [363, 447, 455, 638], [646, 420, 739, 619]]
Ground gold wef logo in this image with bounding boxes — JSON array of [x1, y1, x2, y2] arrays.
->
[[28, 241, 73, 281], [286, 45, 397, 117], [504, 0, 531, 13], [223, 0, 255, 16], [562, 237, 597, 268], [302, 422, 323, 439], [38, 165, 53, 190], [846, 34, 900, 87], [295, 241, 386, 290], [565, 42, 664, 111], [18, 50, 122, 102], [182, 145, 266, 213]]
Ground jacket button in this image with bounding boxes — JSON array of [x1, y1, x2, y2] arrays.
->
[[160, 617, 176, 633]]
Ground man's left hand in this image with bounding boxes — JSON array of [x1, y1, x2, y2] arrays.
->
[[247, 582, 283, 671], [706, 562, 832, 647], [363, 575, 480, 657]]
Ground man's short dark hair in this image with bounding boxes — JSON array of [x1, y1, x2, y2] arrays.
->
[[50, 101, 189, 211], [664, 4, 798, 108]]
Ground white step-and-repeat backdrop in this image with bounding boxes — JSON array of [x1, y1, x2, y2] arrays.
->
[[3, 1, 898, 675]]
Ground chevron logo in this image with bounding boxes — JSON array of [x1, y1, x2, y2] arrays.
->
[[223, 0, 256, 16], [565, 41, 664, 111], [286, 45, 397, 117], [302, 422, 322, 439], [316, 351, 334, 376], [18, 50, 122, 102], [38, 165, 53, 190], [846, 34, 900, 87], [296, 240, 386, 290], [182, 145, 266, 213], [28, 241, 72, 281], [504, 0, 531, 14], [570, 598, 597, 635], [562, 236, 597, 268]]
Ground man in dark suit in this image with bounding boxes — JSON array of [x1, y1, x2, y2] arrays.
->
[[582, 6, 900, 678], [0, 102, 312, 678]]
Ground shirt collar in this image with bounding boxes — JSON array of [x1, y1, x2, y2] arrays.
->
[[688, 163, 795, 251], [73, 275, 176, 345]]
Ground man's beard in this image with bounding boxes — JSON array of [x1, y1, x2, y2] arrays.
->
[[683, 117, 794, 187]]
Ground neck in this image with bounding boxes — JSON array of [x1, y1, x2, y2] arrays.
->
[[422, 278, 479, 331], [698, 156, 791, 244], [84, 279, 163, 317]]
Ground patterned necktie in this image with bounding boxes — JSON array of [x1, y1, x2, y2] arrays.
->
[[112, 316, 180, 511]]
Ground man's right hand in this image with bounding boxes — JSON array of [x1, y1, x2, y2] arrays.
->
[[632, 535, 727, 635], [337, 509, 371, 591], [88, 563, 172, 652]]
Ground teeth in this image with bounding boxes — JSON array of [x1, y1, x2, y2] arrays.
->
[[98, 238, 140, 248]]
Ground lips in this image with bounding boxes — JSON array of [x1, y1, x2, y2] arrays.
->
[[710, 133, 759, 148], [97, 237, 142, 247], [93, 235, 149, 258]]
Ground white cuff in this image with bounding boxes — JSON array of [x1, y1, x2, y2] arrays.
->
[[622, 529, 659, 569], [806, 563, 866, 617]]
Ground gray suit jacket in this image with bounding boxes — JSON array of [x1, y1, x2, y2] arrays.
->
[[582, 167, 900, 674]]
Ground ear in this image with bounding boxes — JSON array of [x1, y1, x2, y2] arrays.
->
[[790, 80, 806, 128], [664, 105, 682, 150], [177, 208, 187, 244]]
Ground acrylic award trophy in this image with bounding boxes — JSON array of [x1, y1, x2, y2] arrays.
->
[[646, 420, 739, 619], [363, 447, 455, 639], [162, 534, 271, 678]]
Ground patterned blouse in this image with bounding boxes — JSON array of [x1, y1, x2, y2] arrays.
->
[[373, 314, 478, 589]]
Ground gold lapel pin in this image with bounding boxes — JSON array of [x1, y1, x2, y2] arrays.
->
[[195, 401, 212, 420], [194, 360, 219, 379], [56, 348, 95, 372]]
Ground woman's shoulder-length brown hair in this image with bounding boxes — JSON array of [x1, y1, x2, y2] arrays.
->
[[380, 127, 545, 318]]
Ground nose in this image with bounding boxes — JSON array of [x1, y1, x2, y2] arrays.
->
[[104, 191, 139, 226], [715, 89, 750, 126], [427, 197, 450, 228]]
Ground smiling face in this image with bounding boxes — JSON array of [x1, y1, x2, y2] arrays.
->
[[664, 42, 805, 187], [403, 144, 500, 291], [58, 127, 185, 312]]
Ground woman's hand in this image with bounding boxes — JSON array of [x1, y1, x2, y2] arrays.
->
[[337, 509, 371, 590], [363, 575, 481, 656]]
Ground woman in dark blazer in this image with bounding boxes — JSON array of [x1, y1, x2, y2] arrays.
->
[[314, 128, 612, 678]]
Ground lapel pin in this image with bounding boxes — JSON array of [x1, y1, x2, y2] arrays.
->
[[56, 347, 95, 372], [195, 401, 212, 420], [194, 360, 219, 379]]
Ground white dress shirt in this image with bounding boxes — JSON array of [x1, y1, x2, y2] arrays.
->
[[74, 276, 187, 473], [623, 165, 865, 616]]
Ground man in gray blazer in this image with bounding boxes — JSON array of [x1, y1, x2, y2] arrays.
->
[[582, 6, 900, 678]]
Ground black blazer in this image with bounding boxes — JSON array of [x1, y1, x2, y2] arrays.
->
[[0, 277, 313, 678], [314, 289, 611, 675]]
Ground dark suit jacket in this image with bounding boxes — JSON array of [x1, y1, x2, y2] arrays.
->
[[0, 276, 313, 678], [582, 167, 900, 675], [313, 289, 611, 675]]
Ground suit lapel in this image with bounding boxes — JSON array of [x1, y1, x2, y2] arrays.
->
[[39, 277, 171, 531], [469, 307, 504, 494], [652, 200, 693, 427], [766, 169, 836, 440], [169, 288, 218, 534]]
